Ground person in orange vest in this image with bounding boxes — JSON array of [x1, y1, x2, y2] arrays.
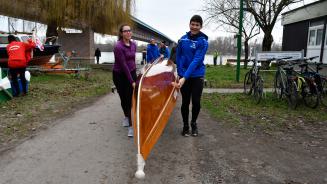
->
[[6, 35, 35, 97]]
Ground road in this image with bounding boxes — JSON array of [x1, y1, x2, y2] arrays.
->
[[0, 93, 326, 184]]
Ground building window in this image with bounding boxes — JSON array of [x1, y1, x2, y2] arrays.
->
[[316, 29, 323, 46], [308, 30, 316, 46], [307, 25, 324, 47]]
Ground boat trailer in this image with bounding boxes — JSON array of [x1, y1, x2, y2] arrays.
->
[[27, 50, 90, 76]]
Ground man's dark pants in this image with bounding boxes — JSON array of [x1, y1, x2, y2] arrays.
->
[[180, 77, 204, 128], [9, 67, 27, 96]]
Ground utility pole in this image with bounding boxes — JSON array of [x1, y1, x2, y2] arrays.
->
[[236, 0, 244, 82]]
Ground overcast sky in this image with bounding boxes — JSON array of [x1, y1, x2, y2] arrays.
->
[[0, 0, 317, 44], [133, 0, 317, 43]]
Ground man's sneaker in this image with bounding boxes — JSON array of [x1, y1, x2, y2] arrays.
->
[[191, 122, 198, 137], [128, 126, 134, 137], [181, 127, 190, 137], [191, 128, 198, 137], [122, 117, 129, 127]]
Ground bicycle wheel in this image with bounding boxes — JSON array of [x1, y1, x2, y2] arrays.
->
[[244, 71, 253, 95], [302, 79, 319, 108], [286, 80, 298, 109], [320, 79, 327, 107], [274, 72, 284, 99], [253, 76, 264, 104]]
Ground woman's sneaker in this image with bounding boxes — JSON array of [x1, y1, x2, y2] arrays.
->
[[128, 126, 134, 137], [181, 127, 190, 137], [122, 117, 129, 127]]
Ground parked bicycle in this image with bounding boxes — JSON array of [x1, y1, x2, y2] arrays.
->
[[274, 56, 323, 109], [298, 56, 327, 107], [243, 59, 264, 104], [273, 57, 301, 109]]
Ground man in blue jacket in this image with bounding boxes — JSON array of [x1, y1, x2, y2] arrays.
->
[[146, 38, 160, 64], [159, 41, 170, 59], [175, 15, 208, 137]]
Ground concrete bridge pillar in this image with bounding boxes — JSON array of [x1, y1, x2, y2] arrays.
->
[[57, 27, 95, 64]]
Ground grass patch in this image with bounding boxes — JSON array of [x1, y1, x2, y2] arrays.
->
[[205, 65, 275, 88], [0, 69, 112, 145], [202, 92, 327, 132]]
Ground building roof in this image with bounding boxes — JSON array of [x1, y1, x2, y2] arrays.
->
[[281, 0, 327, 25]]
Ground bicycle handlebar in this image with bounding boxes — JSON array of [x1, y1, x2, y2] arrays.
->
[[262, 56, 293, 63], [284, 56, 323, 73], [307, 56, 319, 61], [276, 57, 295, 66]]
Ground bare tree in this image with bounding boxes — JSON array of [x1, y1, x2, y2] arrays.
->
[[208, 36, 238, 55], [202, 0, 260, 68], [202, 0, 303, 68], [245, 0, 302, 68]]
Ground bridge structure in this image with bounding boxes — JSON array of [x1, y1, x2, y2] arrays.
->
[[131, 16, 174, 46], [0, 5, 175, 62]]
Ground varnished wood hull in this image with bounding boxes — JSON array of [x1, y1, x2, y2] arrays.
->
[[132, 58, 178, 160]]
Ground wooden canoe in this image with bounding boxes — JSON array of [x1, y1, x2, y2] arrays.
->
[[132, 57, 178, 178]]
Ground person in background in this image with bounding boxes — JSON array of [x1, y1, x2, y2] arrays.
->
[[95, 48, 101, 64], [174, 15, 208, 137], [6, 34, 35, 97], [141, 48, 146, 65], [213, 50, 219, 66], [159, 41, 170, 59], [113, 25, 137, 137], [169, 42, 178, 64], [146, 38, 160, 64]]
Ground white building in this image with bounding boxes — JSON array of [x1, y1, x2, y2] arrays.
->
[[282, 0, 327, 63]]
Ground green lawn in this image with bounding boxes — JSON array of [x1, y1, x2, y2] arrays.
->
[[0, 69, 112, 145], [203, 65, 327, 133], [205, 65, 276, 88], [202, 92, 327, 132]]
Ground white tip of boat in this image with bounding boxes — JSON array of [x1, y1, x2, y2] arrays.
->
[[135, 154, 145, 179], [135, 170, 145, 179]]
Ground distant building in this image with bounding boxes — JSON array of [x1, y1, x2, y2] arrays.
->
[[281, 0, 327, 63]]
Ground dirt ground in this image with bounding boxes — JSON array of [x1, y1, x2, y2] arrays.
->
[[0, 93, 326, 184]]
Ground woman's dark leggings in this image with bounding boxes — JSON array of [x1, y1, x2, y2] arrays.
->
[[113, 70, 136, 126], [180, 77, 204, 127]]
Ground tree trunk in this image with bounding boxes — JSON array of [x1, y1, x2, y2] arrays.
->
[[244, 40, 249, 69], [261, 32, 274, 69]]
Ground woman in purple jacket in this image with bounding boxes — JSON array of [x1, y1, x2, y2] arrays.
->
[[113, 24, 137, 137]]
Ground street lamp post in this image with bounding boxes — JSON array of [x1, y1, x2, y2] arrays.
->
[[236, 0, 244, 82]]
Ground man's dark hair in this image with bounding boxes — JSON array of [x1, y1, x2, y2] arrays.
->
[[190, 15, 203, 26], [8, 35, 16, 43]]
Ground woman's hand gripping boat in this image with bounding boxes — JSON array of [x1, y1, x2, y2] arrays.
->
[[132, 57, 179, 179]]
